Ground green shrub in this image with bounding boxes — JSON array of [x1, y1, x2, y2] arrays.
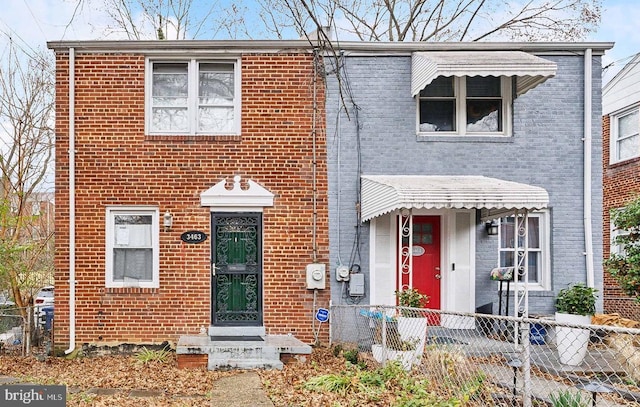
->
[[549, 390, 589, 407], [605, 197, 640, 301], [343, 349, 359, 365], [135, 345, 172, 364], [555, 284, 597, 316]]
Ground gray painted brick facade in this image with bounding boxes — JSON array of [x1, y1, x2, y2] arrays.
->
[[325, 51, 604, 316]]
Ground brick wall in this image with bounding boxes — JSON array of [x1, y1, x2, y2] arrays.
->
[[325, 54, 603, 316], [53, 50, 329, 347], [602, 114, 640, 320]]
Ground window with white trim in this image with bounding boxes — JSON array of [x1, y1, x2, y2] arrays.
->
[[610, 211, 628, 257], [610, 106, 640, 163], [498, 211, 550, 289], [147, 59, 240, 135], [106, 207, 159, 288], [418, 76, 511, 136]]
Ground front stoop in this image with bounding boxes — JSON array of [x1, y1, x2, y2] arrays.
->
[[176, 334, 312, 370]]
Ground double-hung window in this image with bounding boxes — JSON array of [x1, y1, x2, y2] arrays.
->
[[610, 106, 640, 163], [106, 207, 159, 288], [148, 59, 240, 135], [498, 211, 550, 290], [418, 76, 510, 136]]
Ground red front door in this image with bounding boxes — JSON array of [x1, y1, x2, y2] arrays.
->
[[404, 216, 441, 323]]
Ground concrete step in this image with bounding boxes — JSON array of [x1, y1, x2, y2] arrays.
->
[[207, 343, 281, 361], [177, 334, 312, 371], [209, 358, 284, 370]]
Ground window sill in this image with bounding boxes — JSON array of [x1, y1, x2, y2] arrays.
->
[[417, 134, 513, 143], [495, 282, 551, 292], [608, 155, 640, 168], [144, 134, 242, 143], [104, 287, 159, 295]]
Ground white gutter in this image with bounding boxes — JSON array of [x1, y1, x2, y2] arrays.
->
[[583, 48, 595, 288], [65, 47, 76, 354]]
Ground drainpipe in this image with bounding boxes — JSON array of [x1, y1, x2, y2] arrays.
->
[[583, 48, 595, 288], [65, 47, 76, 354]]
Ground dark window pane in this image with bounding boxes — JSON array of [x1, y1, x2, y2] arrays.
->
[[467, 76, 501, 97], [466, 100, 502, 132], [500, 251, 514, 267], [420, 77, 454, 97], [420, 100, 456, 131]]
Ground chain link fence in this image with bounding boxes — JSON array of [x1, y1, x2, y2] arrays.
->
[[0, 305, 52, 356], [330, 305, 640, 406]]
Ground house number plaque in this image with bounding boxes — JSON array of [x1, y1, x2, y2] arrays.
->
[[180, 230, 208, 244]]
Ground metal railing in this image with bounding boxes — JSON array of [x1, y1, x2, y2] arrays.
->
[[330, 305, 640, 406]]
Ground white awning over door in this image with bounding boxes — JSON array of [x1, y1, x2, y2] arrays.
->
[[361, 175, 549, 222], [411, 51, 557, 97]]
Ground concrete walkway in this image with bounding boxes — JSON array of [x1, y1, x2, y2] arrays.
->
[[1, 372, 275, 406], [210, 372, 274, 407]]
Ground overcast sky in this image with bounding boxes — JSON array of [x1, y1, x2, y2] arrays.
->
[[0, 0, 637, 84]]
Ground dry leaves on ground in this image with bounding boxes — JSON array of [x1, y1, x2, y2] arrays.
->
[[0, 346, 374, 407], [0, 352, 234, 406]]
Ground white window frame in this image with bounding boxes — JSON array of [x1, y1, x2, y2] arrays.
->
[[497, 211, 550, 291], [417, 76, 512, 137], [105, 206, 160, 288], [610, 210, 629, 257], [146, 58, 241, 136], [610, 104, 640, 164]]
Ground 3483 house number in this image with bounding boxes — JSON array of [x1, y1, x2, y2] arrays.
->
[[180, 231, 208, 244]]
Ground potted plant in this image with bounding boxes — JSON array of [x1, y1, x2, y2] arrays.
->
[[555, 283, 598, 366], [395, 288, 429, 363], [395, 288, 429, 316], [371, 320, 418, 370]]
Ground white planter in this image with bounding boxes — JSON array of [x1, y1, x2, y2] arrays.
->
[[371, 344, 415, 371], [397, 316, 428, 360], [555, 312, 591, 366]]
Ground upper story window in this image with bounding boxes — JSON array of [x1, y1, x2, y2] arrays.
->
[[610, 106, 640, 163], [498, 211, 550, 290], [147, 59, 240, 135], [106, 207, 159, 288], [418, 76, 511, 136]]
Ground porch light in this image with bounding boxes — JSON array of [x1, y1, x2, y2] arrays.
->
[[163, 211, 173, 231], [485, 220, 499, 236]]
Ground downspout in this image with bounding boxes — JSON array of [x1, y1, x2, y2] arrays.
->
[[65, 47, 76, 354], [583, 48, 595, 288]]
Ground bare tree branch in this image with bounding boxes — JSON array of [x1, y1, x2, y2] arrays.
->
[[0, 40, 54, 317]]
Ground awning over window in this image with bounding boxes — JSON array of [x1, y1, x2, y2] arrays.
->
[[411, 51, 557, 97], [361, 175, 549, 222]]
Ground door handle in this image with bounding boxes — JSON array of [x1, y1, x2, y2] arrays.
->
[[435, 274, 441, 279]]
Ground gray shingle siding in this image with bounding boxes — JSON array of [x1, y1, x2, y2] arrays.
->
[[325, 52, 603, 315]]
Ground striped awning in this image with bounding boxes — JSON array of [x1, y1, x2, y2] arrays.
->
[[411, 51, 557, 97], [361, 175, 549, 222]]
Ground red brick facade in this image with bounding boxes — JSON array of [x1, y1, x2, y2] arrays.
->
[[602, 114, 640, 320], [53, 48, 329, 347]]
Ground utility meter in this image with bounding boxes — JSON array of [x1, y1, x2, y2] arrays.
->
[[336, 265, 350, 282], [306, 263, 326, 289]]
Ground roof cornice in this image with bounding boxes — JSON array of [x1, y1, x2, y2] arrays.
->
[[47, 39, 614, 55]]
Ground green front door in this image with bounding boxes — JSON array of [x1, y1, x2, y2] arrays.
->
[[211, 213, 262, 326]]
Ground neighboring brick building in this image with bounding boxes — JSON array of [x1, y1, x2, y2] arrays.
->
[[602, 54, 640, 321], [47, 41, 329, 352]]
